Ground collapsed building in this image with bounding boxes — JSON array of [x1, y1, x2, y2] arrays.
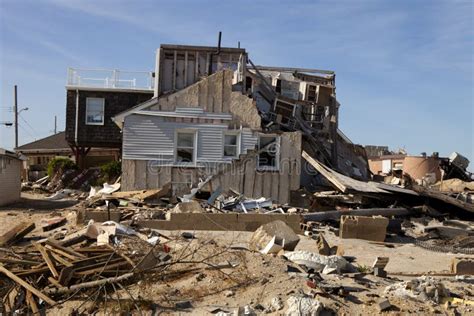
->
[[112, 43, 369, 203]]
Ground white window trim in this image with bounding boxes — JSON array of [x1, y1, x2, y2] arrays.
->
[[257, 134, 280, 171], [85, 97, 105, 126], [174, 129, 197, 166], [222, 131, 241, 159]]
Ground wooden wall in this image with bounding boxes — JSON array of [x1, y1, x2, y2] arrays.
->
[[122, 131, 302, 204]]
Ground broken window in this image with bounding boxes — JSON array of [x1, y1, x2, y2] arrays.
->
[[306, 84, 317, 102], [85, 98, 105, 125], [223, 133, 239, 158], [257, 135, 280, 171], [275, 79, 282, 93], [176, 131, 196, 163]]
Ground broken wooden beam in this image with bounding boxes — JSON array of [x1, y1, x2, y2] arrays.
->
[[41, 216, 67, 232], [303, 207, 413, 222], [0, 222, 35, 246], [0, 264, 57, 305], [33, 243, 59, 278], [44, 271, 135, 295]]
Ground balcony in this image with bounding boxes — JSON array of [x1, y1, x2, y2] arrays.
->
[[67, 68, 154, 91]]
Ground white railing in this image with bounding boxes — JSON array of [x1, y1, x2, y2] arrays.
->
[[67, 68, 154, 90]]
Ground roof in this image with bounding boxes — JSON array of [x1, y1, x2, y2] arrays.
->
[[15, 132, 70, 153], [0, 148, 23, 160], [160, 44, 246, 54]]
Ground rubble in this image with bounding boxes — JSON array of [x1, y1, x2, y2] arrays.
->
[[283, 251, 355, 273], [249, 220, 300, 252], [285, 295, 323, 316], [384, 276, 450, 303]]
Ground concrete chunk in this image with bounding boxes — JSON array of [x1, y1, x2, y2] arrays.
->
[[249, 220, 300, 252], [171, 201, 204, 214], [339, 215, 389, 242], [451, 257, 474, 275]]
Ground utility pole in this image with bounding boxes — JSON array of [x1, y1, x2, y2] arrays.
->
[[14, 85, 18, 148], [54, 115, 57, 134]]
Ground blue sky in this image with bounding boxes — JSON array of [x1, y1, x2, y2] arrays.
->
[[1, 0, 473, 163]]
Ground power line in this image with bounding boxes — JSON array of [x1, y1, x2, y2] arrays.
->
[[19, 113, 37, 134], [18, 123, 36, 141]]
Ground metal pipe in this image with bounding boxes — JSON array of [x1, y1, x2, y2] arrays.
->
[[14, 85, 18, 148], [74, 89, 79, 145], [303, 207, 413, 222]]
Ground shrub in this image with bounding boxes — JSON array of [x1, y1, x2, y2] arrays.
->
[[47, 157, 77, 177], [100, 160, 121, 181]]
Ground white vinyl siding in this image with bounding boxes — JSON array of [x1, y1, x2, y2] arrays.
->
[[0, 156, 21, 206], [122, 114, 258, 165]]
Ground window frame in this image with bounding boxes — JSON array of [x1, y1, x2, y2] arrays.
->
[[85, 97, 105, 126], [222, 131, 241, 159], [174, 129, 197, 165], [256, 134, 280, 171]]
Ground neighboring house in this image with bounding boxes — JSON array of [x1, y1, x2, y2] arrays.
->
[[65, 68, 154, 168], [0, 148, 23, 206], [15, 132, 120, 181], [111, 43, 369, 203]]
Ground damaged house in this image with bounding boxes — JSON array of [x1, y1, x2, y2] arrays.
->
[[112, 44, 368, 203]]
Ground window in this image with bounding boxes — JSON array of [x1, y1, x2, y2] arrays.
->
[[85, 98, 105, 125], [223, 133, 239, 158], [275, 79, 282, 93], [306, 84, 317, 102], [175, 130, 196, 163], [257, 135, 280, 170]]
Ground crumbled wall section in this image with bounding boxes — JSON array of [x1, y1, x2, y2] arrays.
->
[[148, 69, 260, 128], [229, 92, 261, 130]]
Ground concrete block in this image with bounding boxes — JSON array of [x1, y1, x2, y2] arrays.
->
[[82, 210, 122, 223], [378, 299, 392, 311], [249, 220, 300, 252], [451, 257, 474, 275], [374, 267, 387, 278], [339, 216, 389, 242], [138, 213, 302, 233]]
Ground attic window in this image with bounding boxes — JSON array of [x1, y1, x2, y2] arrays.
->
[[175, 130, 196, 163], [85, 98, 105, 125], [257, 135, 280, 171]]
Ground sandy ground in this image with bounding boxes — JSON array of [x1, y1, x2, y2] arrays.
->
[[1, 193, 474, 315]]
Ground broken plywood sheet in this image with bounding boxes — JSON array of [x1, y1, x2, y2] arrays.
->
[[302, 151, 388, 194]]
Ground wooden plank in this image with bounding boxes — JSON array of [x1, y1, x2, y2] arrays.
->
[[271, 172, 280, 203], [262, 172, 272, 198], [243, 157, 256, 197], [58, 266, 75, 286], [253, 172, 263, 198], [302, 151, 388, 194], [49, 252, 73, 267], [0, 258, 41, 266], [184, 51, 188, 86], [33, 243, 59, 278], [135, 160, 147, 190], [26, 290, 39, 314], [0, 264, 57, 305], [48, 276, 62, 288], [0, 222, 35, 246], [45, 240, 86, 259]]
